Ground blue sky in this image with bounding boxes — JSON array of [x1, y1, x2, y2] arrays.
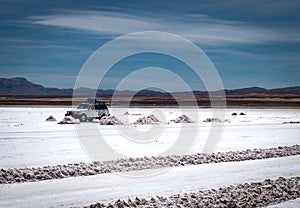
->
[[1, 0, 300, 90]]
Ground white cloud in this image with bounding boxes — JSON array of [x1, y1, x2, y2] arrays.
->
[[28, 10, 300, 45], [30, 11, 162, 35]]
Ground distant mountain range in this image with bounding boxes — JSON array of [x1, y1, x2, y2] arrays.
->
[[1, 77, 300, 98]]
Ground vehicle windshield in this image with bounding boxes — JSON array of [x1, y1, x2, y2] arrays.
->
[[77, 104, 90, 109]]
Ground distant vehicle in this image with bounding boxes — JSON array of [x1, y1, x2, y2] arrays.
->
[[65, 98, 109, 122]]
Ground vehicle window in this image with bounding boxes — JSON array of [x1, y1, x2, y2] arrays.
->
[[77, 104, 89, 109], [95, 104, 108, 110]]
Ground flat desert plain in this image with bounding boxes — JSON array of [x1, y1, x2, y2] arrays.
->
[[0, 107, 299, 207]]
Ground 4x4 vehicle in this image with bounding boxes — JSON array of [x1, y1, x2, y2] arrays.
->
[[65, 98, 109, 122]]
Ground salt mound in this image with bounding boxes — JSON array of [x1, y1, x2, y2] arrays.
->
[[203, 118, 221, 122], [148, 114, 159, 122], [99, 115, 123, 125], [45, 115, 56, 122], [134, 114, 160, 125], [172, 115, 193, 123], [58, 116, 80, 124]]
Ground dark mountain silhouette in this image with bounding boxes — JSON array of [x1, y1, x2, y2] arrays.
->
[[0, 77, 73, 97], [224, 87, 268, 95], [0, 77, 300, 98], [269, 86, 300, 94]]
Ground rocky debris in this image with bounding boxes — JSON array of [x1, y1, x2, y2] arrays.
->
[[123, 111, 130, 115], [14, 123, 23, 127], [84, 176, 300, 208], [98, 116, 124, 125], [203, 118, 222, 122], [131, 113, 142, 116], [134, 114, 160, 125], [45, 115, 56, 122], [283, 121, 300, 124], [57, 116, 80, 124], [171, 115, 193, 123], [0, 145, 299, 184], [232, 112, 246, 116]]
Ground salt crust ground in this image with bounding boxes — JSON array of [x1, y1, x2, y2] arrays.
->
[[0, 107, 299, 168], [0, 107, 299, 207], [265, 198, 300, 207], [0, 156, 299, 207]]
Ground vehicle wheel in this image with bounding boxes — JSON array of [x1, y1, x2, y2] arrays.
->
[[80, 114, 87, 122]]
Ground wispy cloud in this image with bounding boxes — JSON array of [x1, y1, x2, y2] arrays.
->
[[28, 10, 300, 45], [30, 11, 162, 35]]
